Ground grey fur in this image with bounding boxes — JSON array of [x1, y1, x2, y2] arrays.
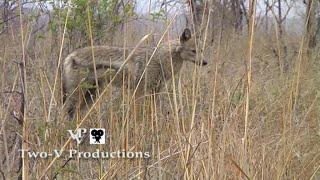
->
[[62, 28, 207, 119]]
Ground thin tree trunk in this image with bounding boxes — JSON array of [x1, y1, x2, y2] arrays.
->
[[306, 0, 317, 49], [265, 0, 269, 32], [2, 0, 9, 32], [189, 0, 199, 32], [277, 0, 283, 38], [231, 0, 243, 33]]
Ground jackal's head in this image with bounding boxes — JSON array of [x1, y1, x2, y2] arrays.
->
[[179, 28, 208, 66]]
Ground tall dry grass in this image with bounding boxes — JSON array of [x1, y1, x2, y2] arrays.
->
[[0, 2, 320, 180]]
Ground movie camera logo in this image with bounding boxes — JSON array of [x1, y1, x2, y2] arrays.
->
[[68, 128, 106, 144]]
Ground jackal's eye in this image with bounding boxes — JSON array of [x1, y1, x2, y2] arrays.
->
[[71, 59, 78, 69], [192, 50, 197, 53]]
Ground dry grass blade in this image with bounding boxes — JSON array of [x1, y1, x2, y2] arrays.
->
[[229, 156, 251, 180], [244, 0, 256, 148]]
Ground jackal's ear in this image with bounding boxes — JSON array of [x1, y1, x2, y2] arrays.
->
[[180, 28, 192, 43]]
